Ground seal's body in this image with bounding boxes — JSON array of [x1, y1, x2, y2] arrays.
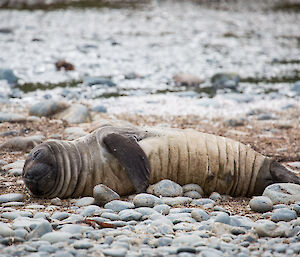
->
[[23, 125, 300, 198]]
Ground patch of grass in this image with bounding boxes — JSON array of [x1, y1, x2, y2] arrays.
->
[[241, 74, 300, 84], [1, 0, 150, 11], [274, 59, 300, 65], [18, 80, 81, 93], [273, 2, 300, 12]]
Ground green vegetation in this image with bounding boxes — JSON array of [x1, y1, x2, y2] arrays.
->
[[18, 80, 81, 93]]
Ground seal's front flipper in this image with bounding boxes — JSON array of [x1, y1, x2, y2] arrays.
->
[[270, 161, 300, 185], [103, 133, 150, 193]]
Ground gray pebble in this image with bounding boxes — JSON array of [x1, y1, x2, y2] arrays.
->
[[249, 196, 273, 213], [50, 198, 62, 206], [0, 112, 27, 123], [153, 179, 183, 197], [51, 212, 70, 221], [271, 208, 297, 222], [162, 197, 192, 206], [153, 204, 170, 215], [183, 191, 202, 199], [191, 198, 215, 207], [29, 100, 68, 117], [133, 193, 162, 207], [209, 192, 222, 201], [14, 229, 28, 239], [73, 239, 93, 249], [255, 220, 290, 237], [191, 209, 210, 222], [291, 202, 300, 215], [101, 212, 121, 221], [56, 104, 91, 124], [0, 193, 24, 203], [41, 232, 72, 243], [75, 197, 95, 207], [135, 207, 158, 216], [38, 245, 57, 253], [80, 205, 102, 216], [27, 221, 53, 240], [60, 224, 92, 234], [7, 168, 22, 176], [119, 209, 142, 221], [93, 184, 120, 206], [102, 248, 127, 257], [0, 222, 14, 237], [263, 183, 300, 204], [104, 200, 134, 212], [215, 212, 231, 225]]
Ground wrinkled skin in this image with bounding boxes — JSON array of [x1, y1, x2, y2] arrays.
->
[[22, 125, 300, 198]]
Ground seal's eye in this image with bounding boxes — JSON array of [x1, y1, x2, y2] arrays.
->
[[33, 150, 40, 160]]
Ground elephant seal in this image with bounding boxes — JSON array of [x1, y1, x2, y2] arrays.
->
[[22, 124, 300, 198]]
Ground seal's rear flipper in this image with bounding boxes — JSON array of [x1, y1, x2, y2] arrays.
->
[[103, 133, 150, 193], [270, 161, 300, 185]]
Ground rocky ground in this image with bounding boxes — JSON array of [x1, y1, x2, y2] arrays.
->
[[0, 105, 300, 257]]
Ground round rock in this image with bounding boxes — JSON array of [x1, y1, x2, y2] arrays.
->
[[104, 200, 135, 212], [0, 193, 24, 203], [75, 197, 95, 207], [93, 184, 120, 206], [249, 196, 273, 213], [263, 183, 300, 204], [153, 180, 183, 197], [191, 209, 210, 222], [271, 208, 297, 222], [41, 232, 72, 243], [133, 193, 162, 208]]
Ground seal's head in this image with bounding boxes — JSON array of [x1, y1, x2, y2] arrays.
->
[[22, 144, 58, 197]]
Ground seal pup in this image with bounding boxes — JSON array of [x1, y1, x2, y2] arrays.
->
[[23, 124, 300, 198]]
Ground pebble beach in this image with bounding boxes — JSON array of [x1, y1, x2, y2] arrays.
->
[[1, 0, 300, 256]]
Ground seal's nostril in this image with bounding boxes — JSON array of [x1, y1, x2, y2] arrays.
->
[[24, 173, 33, 179]]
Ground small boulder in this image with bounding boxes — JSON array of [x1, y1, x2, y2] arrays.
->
[[263, 183, 300, 204], [211, 72, 240, 89], [29, 100, 69, 117], [0, 135, 44, 152], [55, 104, 91, 124], [93, 184, 120, 206], [249, 196, 273, 213], [152, 179, 183, 197]]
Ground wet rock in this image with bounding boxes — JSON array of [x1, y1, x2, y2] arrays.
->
[[93, 184, 120, 206], [0, 112, 27, 123], [0, 135, 44, 152], [191, 209, 210, 222], [263, 183, 300, 204], [211, 73, 240, 89], [29, 100, 69, 117], [92, 105, 107, 113], [271, 208, 297, 222], [75, 197, 95, 207], [133, 193, 162, 208], [0, 193, 24, 203], [0, 222, 14, 237], [0, 68, 18, 85], [153, 179, 183, 197], [41, 232, 72, 243], [84, 76, 116, 87], [291, 81, 300, 95], [249, 196, 273, 213], [173, 73, 203, 87], [27, 221, 53, 240], [254, 220, 291, 237], [55, 104, 91, 123], [55, 59, 75, 71], [104, 200, 135, 212]]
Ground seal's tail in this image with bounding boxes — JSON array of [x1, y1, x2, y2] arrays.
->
[[270, 161, 300, 185]]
